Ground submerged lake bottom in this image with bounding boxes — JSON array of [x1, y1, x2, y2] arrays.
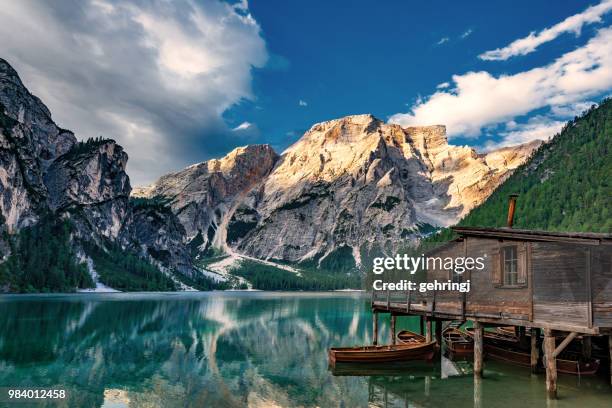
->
[[0, 292, 610, 407]]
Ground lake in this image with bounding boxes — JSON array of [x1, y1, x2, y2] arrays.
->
[[0, 292, 610, 407]]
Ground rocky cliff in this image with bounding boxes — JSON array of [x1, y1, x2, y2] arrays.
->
[[132, 144, 279, 254], [0, 59, 76, 232], [0, 58, 195, 289], [137, 114, 540, 269]]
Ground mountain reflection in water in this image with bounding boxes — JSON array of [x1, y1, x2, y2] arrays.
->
[[0, 292, 610, 407]]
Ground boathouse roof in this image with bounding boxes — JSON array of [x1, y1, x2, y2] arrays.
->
[[452, 226, 612, 244]]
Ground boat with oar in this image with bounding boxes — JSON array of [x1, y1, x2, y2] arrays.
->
[[328, 330, 435, 364], [443, 328, 473, 357], [484, 343, 600, 375]]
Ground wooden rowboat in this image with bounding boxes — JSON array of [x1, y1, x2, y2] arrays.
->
[[465, 327, 520, 348], [496, 326, 517, 337], [396, 330, 427, 344], [329, 330, 435, 364], [328, 343, 435, 364], [484, 343, 531, 367], [329, 361, 433, 376], [484, 343, 600, 375], [443, 328, 473, 357]]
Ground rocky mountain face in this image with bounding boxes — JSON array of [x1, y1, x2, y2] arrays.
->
[[44, 140, 131, 240], [0, 57, 540, 286], [137, 114, 540, 269], [132, 145, 279, 254], [0, 59, 76, 232], [0, 58, 194, 282]]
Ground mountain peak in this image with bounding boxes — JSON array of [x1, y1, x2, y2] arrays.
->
[[403, 125, 448, 151], [0, 58, 21, 81]]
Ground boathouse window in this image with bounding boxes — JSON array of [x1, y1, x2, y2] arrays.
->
[[492, 243, 528, 288], [503, 246, 518, 285]]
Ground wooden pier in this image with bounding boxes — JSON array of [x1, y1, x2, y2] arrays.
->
[[372, 225, 612, 399]]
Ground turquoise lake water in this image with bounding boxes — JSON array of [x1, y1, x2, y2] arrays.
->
[[0, 292, 610, 407]]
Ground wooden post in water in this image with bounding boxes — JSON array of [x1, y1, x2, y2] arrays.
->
[[609, 335, 612, 385], [390, 315, 397, 345], [519, 326, 529, 350], [473, 321, 483, 378], [373, 312, 379, 346], [582, 336, 592, 359], [530, 327, 539, 374], [544, 328, 557, 399], [435, 320, 442, 350], [473, 375, 482, 408], [425, 317, 433, 343], [420, 315, 424, 335]]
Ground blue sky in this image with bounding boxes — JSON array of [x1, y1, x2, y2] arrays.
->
[[0, 0, 611, 184], [227, 0, 612, 151]]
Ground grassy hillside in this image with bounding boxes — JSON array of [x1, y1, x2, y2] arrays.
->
[[433, 99, 611, 241]]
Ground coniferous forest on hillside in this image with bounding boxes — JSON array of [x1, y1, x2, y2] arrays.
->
[[430, 98, 611, 243], [0, 218, 94, 292]]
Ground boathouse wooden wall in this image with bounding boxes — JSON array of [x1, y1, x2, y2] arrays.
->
[[531, 242, 590, 328], [420, 236, 611, 331], [591, 245, 612, 327], [464, 237, 531, 321], [425, 241, 463, 315]]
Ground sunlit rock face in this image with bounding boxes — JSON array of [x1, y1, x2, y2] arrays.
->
[[132, 144, 280, 252], [137, 114, 539, 266], [238, 115, 539, 264]]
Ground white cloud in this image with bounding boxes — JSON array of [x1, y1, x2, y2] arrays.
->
[[436, 82, 450, 89], [480, 0, 612, 61], [436, 37, 449, 45], [0, 0, 268, 185], [461, 29, 473, 39], [389, 27, 612, 144], [550, 101, 596, 117], [232, 121, 253, 131], [505, 120, 518, 130], [298, 99, 308, 106], [485, 116, 565, 150]]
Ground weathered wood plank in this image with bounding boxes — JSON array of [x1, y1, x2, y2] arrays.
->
[[609, 335, 612, 386], [544, 328, 557, 399], [473, 321, 483, 378], [552, 332, 577, 358], [372, 312, 378, 346], [533, 301, 589, 326], [530, 327, 539, 374], [435, 319, 442, 351], [587, 248, 592, 328]]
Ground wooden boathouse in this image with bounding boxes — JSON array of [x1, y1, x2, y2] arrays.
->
[[371, 198, 612, 398]]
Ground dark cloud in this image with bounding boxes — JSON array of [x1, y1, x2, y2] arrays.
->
[[0, 0, 268, 184]]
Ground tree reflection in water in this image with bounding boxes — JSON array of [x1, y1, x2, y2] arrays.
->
[[0, 293, 374, 407]]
